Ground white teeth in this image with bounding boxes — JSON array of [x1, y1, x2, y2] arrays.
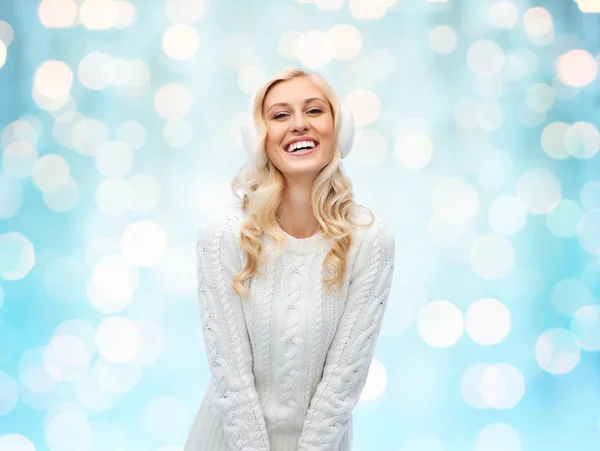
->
[[286, 140, 317, 152]]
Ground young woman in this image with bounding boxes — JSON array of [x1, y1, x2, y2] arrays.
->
[[184, 68, 396, 451]]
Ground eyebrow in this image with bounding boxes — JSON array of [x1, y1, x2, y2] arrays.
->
[[266, 97, 326, 113]]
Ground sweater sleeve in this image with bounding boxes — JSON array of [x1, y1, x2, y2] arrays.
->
[[297, 220, 396, 451], [196, 213, 271, 451]]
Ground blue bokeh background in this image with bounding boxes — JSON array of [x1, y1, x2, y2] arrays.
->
[[1, 0, 600, 450]]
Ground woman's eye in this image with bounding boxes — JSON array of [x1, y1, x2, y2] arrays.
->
[[308, 108, 322, 114], [273, 109, 321, 120]]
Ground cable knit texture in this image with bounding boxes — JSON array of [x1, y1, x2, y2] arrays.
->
[[184, 205, 396, 451]]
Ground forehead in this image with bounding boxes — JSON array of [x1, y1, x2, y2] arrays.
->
[[263, 77, 326, 111]]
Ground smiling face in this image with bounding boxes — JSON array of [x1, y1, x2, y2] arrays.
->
[[262, 76, 335, 181]]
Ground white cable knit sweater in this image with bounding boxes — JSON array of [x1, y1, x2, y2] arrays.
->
[[184, 205, 395, 451]]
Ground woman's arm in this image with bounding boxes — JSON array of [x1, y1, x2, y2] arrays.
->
[[196, 213, 270, 451], [297, 220, 396, 451]]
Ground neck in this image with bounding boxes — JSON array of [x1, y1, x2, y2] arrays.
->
[[278, 181, 320, 238]]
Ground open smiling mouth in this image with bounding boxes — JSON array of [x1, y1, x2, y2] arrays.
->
[[282, 141, 320, 156]]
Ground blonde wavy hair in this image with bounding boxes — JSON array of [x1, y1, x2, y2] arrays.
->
[[231, 67, 374, 301]]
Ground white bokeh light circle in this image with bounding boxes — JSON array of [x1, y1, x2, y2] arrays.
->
[[35, 60, 73, 99], [344, 89, 380, 127], [95, 316, 141, 363], [467, 40, 505, 77], [91, 253, 139, 301], [162, 24, 200, 60], [0, 434, 36, 451], [295, 30, 334, 69], [479, 363, 525, 409], [121, 221, 168, 267], [395, 131, 433, 169], [430, 25, 457, 54], [469, 233, 515, 280], [432, 178, 479, 226], [545, 199, 584, 238], [417, 300, 464, 348], [577, 209, 600, 256], [465, 298, 511, 345], [0, 232, 35, 281], [474, 423, 521, 451], [154, 83, 192, 120], [565, 122, 600, 159], [488, 196, 527, 235], [32, 154, 70, 193], [536, 328, 581, 375], [550, 278, 594, 317], [516, 168, 562, 214], [571, 305, 600, 351], [359, 358, 387, 402], [556, 49, 597, 88]]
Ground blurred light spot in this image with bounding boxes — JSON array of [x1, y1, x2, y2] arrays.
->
[[124, 59, 150, 91], [469, 234, 515, 279], [0, 434, 35, 451], [541, 122, 570, 159], [163, 119, 193, 148], [428, 217, 469, 249], [0, 42, 6, 69], [461, 363, 491, 409], [96, 141, 134, 178], [54, 319, 96, 355], [516, 168, 561, 214], [32, 154, 70, 193], [366, 49, 396, 77], [72, 118, 110, 157], [96, 179, 131, 215], [162, 24, 200, 60], [315, 0, 344, 10], [80, 0, 118, 29], [526, 82, 554, 112], [502, 49, 538, 82], [117, 121, 146, 150], [467, 40, 505, 77], [39, 0, 78, 28], [144, 395, 189, 441], [35, 60, 73, 100], [488, 196, 527, 235], [489, 0, 518, 29], [113, 1, 137, 28], [395, 131, 432, 169], [44, 334, 90, 382], [523, 7, 554, 38], [154, 84, 192, 119], [19, 347, 58, 393], [237, 65, 266, 95], [552, 76, 580, 101], [429, 25, 457, 54], [32, 86, 70, 111], [480, 363, 525, 409], [360, 358, 386, 402], [0, 371, 18, 414], [42, 176, 80, 212], [454, 99, 478, 128], [2, 141, 38, 179], [352, 130, 386, 167], [121, 221, 167, 267], [476, 101, 504, 130], [565, 122, 600, 159], [399, 433, 446, 451], [75, 369, 120, 412], [571, 306, 600, 351], [128, 174, 161, 212], [278, 31, 301, 60], [96, 316, 141, 363], [78, 52, 115, 90], [536, 328, 580, 374], [577, 0, 600, 13], [53, 111, 83, 148], [348, 0, 388, 20], [91, 254, 139, 304], [556, 49, 597, 88], [165, 0, 206, 24], [417, 300, 463, 348], [0, 232, 35, 280], [94, 357, 140, 394], [545, 199, 584, 238], [518, 104, 546, 127], [580, 181, 600, 210], [2, 118, 41, 147], [432, 179, 478, 226], [465, 298, 511, 345], [46, 411, 92, 451], [474, 423, 521, 451], [0, 21, 14, 46], [577, 209, 600, 256], [296, 30, 334, 68], [131, 319, 164, 365], [551, 278, 595, 317], [149, 245, 196, 295], [345, 88, 380, 126], [328, 24, 362, 60]]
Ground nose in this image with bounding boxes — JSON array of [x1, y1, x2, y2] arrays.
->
[[291, 112, 309, 133]]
